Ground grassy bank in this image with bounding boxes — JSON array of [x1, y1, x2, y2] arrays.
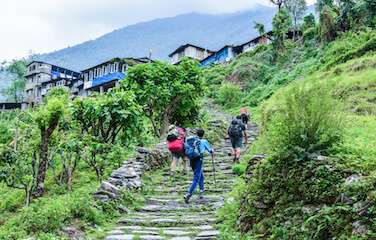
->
[[203, 30, 376, 239]]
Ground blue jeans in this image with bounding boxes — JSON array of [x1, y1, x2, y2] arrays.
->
[[188, 158, 204, 196]]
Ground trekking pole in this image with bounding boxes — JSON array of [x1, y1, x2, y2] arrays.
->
[[211, 153, 217, 186]]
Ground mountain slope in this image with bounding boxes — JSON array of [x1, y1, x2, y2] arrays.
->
[[36, 6, 277, 71]]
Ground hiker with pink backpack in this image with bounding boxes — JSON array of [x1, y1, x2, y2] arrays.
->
[[167, 125, 188, 178]]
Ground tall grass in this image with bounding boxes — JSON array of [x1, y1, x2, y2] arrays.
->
[[264, 84, 343, 158]]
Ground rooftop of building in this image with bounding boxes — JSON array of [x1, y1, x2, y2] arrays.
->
[[168, 43, 214, 57], [81, 57, 152, 72]]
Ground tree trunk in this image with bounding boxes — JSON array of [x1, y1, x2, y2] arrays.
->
[[25, 186, 32, 207], [67, 169, 73, 191], [33, 131, 49, 198], [159, 113, 170, 137]]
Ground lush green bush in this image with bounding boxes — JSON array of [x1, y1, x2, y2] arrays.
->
[[264, 84, 343, 157], [232, 164, 246, 176], [215, 83, 243, 108], [236, 85, 347, 238]]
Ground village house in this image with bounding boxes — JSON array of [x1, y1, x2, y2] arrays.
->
[[81, 57, 151, 95], [200, 45, 243, 66], [168, 44, 214, 65], [200, 31, 275, 67], [240, 31, 273, 53], [25, 61, 81, 106], [0, 102, 28, 111]]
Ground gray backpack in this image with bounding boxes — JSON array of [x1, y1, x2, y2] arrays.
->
[[228, 120, 243, 138]]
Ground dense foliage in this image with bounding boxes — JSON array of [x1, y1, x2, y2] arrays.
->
[[0, 60, 27, 102], [121, 58, 204, 136], [0, 58, 203, 239]]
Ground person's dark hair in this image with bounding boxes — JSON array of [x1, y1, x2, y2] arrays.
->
[[236, 115, 242, 120], [197, 129, 205, 138]]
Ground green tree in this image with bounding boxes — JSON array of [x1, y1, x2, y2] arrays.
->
[[319, 5, 338, 43], [362, 0, 376, 27], [32, 88, 69, 197], [72, 90, 142, 181], [50, 129, 82, 191], [285, 0, 307, 39], [122, 58, 204, 136], [302, 13, 317, 41], [336, 0, 356, 32], [0, 113, 38, 206], [254, 22, 266, 37], [302, 13, 316, 30], [272, 8, 293, 51], [316, 0, 334, 13], [72, 91, 142, 144], [1, 60, 27, 103], [270, 0, 285, 10]]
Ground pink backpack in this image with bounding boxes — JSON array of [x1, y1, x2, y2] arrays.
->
[[167, 127, 185, 153], [168, 139, 184, 153]]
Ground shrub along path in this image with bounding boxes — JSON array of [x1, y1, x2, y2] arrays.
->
[[104, 112, 258, 240]]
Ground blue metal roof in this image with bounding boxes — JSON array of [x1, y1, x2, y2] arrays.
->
[[90, 72, 126, 89]]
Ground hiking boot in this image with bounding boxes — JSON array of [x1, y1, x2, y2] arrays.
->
[[184, 194, 191, 204], [199, 190, 205, 199]]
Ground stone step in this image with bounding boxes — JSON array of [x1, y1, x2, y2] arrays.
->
[[118, 216, 217, 227], [146, 197, 224, 206], [106, 234, 219, 240], [161, 180, 235, 189], [154, 180, 233, 189], [114, 225, 214, 232], [146, 194, 223, 201], [150, 187, 230, 195], [128, 211, 215, 219], [137, 201, 223, 212], [106, 227, 219, 240]]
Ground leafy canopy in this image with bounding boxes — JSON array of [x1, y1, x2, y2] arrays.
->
[[121, 58, 204, 136]]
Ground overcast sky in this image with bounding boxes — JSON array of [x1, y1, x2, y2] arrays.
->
[[0, 0, 316, 61]]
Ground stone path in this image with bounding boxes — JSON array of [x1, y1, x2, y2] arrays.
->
[[104, 115, 258, 240]]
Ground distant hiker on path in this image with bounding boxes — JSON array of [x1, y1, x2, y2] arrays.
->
[[240, 107, 250, 128], [167, 125, 188, 177], [184, 129, 214, 204], [228, 118, 247, 163]]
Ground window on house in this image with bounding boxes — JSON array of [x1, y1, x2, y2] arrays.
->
[[114, 62, 119, 72], [122, 64, 128, 73]]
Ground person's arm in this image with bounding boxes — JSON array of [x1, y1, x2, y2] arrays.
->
[[203, 140, 214, 156]]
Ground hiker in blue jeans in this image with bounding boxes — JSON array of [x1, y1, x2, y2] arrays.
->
[[184, 129, 214, 204]]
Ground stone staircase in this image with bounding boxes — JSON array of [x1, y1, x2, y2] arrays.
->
[[104, 120, 258, 240]]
